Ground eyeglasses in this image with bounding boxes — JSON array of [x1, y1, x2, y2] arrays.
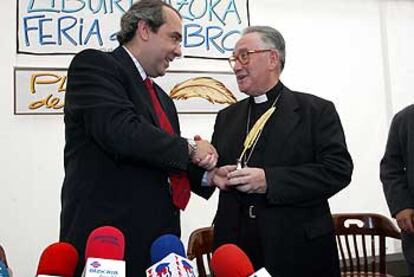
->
[[228, 49, 273, 69]]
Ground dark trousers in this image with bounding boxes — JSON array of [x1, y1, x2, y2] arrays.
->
[[402, 232, 414, 277], [237, 205, 264, 271]]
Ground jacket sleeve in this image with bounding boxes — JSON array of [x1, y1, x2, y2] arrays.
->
[[65, 49, 189, 171], [188, 165, 216, 200], [380, 112, 414, 216], [265, 102, 353, 206]]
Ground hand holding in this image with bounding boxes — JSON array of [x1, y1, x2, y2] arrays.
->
[[196, 153, 217, 170], [227, 167, 267, 194], [191, 135, 218, 170], [396, 208, 414, 233], [209, 165, 237, 190]]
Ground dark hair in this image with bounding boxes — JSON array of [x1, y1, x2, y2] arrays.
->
[[116, 0, 181, 45], [243, 26, 286, 71]]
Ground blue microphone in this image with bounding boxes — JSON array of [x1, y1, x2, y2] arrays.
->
[[150, 234, 186, 264], [0, 261, 9, 277], [146, 234, 196, 276]]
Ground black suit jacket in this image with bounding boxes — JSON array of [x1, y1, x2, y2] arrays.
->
[[60, 46, 209, 276], [211, 83, 353, 277], [381, 104, 414, 216]]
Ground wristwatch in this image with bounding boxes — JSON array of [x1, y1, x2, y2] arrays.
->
[[187, 138, 198, 158]]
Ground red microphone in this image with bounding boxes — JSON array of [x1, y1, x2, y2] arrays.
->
[[85, 225, 125, 260], [83, 226, 126, 277], [36, 242, 79, 277], [211, 244, 254, 277]]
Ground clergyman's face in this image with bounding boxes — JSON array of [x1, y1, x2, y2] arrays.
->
[[231, 32, 274, 96], [146, 7, 182, 77]]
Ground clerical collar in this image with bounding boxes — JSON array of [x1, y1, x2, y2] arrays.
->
[[253, 94, 268, 103], [250, 81, 283, 105]]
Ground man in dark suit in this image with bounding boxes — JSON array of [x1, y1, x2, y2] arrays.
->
[[206, 26, 353, 276], [60, 1, 217, 276], [381, 104, 414, 276]]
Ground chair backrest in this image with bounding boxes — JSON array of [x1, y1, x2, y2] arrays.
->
[[332, 213, 401, 274], [187, 226, 214, 277]]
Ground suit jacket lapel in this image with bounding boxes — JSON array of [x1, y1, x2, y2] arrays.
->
[[221, 99, 250, 165], [254, 87, 300, 159], [112, 47, 159, 125]]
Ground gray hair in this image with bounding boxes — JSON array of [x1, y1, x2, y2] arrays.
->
[[117, 0, 181, 45], [243, 26, 286, 71]]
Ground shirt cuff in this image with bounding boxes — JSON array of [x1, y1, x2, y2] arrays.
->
[[201, 171, 210, 187]]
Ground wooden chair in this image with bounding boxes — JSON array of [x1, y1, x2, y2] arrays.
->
[[187, 226, 214, 277], [332, 213, 401, 277]]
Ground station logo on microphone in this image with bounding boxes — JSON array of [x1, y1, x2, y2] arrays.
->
[[146, 253, 196, 277], [84, 257, 126, 277]]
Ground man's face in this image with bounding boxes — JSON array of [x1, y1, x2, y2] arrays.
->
[[146, 7, 182, 77], [231, 32, 275, 96]]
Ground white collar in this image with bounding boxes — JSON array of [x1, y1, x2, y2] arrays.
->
[[253, 94, 268, 104], [122, 45, 147, 80]]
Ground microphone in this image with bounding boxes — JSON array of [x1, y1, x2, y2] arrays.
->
[[146, 234, 195, 277], [150, 234, 186, 264], [248, 267, 272, 277], [0, 261, 9, 277], [211, 244, 254, 277], [85, 226, 125, 260], [82, 226, 125, 277], [36, 242, 79, 277]]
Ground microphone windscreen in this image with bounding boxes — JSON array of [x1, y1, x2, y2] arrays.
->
[[211, 244, 254, 277], [150, 234, 186, 264], [36, 242, 78, 277], [85, 226, 125, 260], [0, 260, 9, 277]]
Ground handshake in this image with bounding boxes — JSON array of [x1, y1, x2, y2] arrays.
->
[[188, 135, 218, 171], [188, 136, 267, 194]]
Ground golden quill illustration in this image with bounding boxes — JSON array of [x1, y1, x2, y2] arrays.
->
[[169, 77, 237, 104]]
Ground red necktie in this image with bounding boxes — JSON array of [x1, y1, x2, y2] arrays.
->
[[144, 78, 191, 210]]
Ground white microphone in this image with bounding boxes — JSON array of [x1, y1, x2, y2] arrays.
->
[[248, 267, 272, 277], [145, 253, 196, 277], [83, 258, 125, 277], [82, 226, 126, 277]]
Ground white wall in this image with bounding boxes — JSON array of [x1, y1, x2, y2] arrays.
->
[[1, 0, 414, 275]]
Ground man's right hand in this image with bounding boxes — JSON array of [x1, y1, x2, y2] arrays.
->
[[396, 208, 414, 233], [189, 135, 218, 170]]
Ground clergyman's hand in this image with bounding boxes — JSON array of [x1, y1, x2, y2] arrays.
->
[[396, 208, 414, 234], [227, 167, 267, 194], [208, 165, 237, 190]]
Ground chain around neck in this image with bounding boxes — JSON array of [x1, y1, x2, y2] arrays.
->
[[242, 92, 282, 167]]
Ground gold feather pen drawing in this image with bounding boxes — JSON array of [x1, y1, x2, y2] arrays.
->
[[169, 77, 237, 105]]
